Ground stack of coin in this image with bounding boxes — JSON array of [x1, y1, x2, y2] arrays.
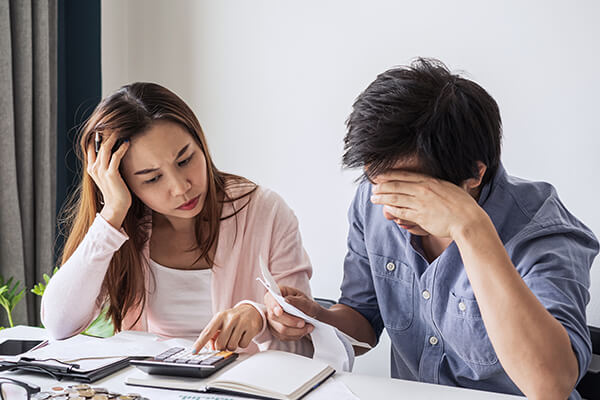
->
[[31, 384, 150, 400]]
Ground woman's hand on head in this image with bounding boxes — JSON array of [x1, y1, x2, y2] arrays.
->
[[192, 304, 263, 353], [86, 134, 131, 229], [264, 286, 318, 341]]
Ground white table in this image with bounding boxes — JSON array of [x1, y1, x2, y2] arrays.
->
[[0, 326, 523, 399]]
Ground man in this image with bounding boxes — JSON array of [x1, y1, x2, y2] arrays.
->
[[265, 58, 597, 399]]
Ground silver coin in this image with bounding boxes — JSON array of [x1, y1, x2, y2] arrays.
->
[[71, 384, 91, 390], [32, 392, 53, 400], [92, 387, 108, 394]]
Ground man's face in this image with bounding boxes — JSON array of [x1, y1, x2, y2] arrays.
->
[[369, 158, 431, 237]]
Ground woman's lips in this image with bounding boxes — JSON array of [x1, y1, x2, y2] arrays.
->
[[177, 196, 200, 210]]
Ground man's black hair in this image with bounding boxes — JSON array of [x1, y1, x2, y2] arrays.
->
[[343, 58, 502, 187]]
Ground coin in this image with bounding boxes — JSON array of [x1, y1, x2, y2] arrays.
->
[[92, 395, 109, 400], [77, 389, 95, 397], [32, 392, 53, 400], [52, 386, 64, 391], [92, 387, 108, 394], [71, 384, 91, 390]]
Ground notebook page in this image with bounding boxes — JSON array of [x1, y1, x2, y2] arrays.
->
[[212, 350, 330, 397]]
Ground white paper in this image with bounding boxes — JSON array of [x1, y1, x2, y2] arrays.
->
[[257, 260, 371, 372], [304, 377, 360, 400], [15, 330, 196, 371], [259, 256, 281, 296]]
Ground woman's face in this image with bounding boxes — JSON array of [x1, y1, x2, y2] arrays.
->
[[120, 120, 208, 220]]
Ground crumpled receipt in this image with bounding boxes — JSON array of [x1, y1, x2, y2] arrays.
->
[[257, 256, 371, 372]]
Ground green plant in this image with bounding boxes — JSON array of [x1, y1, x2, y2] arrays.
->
[[30, 267, 115, 338], [0, 276, 26, 328], [30, 267, 59, 297]]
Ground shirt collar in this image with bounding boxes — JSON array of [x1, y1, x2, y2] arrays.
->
[[477, 162, 506, 207]]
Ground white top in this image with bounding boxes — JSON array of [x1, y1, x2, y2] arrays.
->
[[146, 258, 213, 340]]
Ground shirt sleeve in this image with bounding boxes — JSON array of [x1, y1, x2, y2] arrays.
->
[[509, 223, 599, 383], [251, 189, 314, 356], [338, 183, 384, 342], [41, 214, 129, 339]]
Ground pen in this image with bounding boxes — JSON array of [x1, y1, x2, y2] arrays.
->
[[94, 131, 101, 153]]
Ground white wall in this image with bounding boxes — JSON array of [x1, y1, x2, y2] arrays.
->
[[102, 0, 600, 377]]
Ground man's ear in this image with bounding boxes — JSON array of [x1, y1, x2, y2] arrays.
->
[[462, 161, 487, 191]]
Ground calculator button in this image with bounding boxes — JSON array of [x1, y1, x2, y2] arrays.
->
[[175, 359, 189, 364], [188, 359, 203, 365]]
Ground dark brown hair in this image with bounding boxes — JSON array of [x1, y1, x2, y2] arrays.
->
[[60, 82, 256, 331]]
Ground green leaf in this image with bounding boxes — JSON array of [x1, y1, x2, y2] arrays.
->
[[12, 289, 25, 307], [31, 268, 59, 297], [30, 282, 46, 297], [82, 306, 115, 338]]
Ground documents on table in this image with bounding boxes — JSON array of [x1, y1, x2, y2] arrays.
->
[[257, 256, 371, 372], [127, 350, 335, 400], [6, 330, 196, 371]]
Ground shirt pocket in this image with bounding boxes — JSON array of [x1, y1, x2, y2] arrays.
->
[[439, 291, 498, 366], [370, 253, 414, 332]]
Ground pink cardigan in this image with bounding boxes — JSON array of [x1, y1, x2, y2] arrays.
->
[[41, 186, 313, 354]]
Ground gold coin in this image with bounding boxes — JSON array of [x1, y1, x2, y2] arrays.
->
[[77, 389, 95, 397], [92, 395, 109, 400]]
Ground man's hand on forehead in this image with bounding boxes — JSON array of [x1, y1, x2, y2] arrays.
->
[[369, 168, 486, 239]]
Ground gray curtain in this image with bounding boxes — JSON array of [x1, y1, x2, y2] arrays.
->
[[0, 0, 57, 326]]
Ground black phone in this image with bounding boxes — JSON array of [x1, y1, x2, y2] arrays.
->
[[0, 339, 45, 356]]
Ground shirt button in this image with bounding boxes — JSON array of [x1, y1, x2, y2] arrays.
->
[[385, 262, 396, 272], [458, 302, 467, 311], [422, 290, 431, 300], [429, 336, 439, 346]]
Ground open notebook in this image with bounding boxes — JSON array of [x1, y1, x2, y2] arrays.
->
[[126, 350, 335, 400]]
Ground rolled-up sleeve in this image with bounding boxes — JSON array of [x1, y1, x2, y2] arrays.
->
[[338, 183, 384, 342]]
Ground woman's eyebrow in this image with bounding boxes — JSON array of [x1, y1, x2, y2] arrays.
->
[[134, 144, 190, 175]]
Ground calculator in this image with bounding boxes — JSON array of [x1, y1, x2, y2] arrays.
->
[[130, 347, 238, 378]]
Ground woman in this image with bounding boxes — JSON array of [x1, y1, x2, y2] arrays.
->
[[42, 82, 313, 354]]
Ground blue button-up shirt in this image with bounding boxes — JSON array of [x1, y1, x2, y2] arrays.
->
[[339, 164, 598, 398]]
